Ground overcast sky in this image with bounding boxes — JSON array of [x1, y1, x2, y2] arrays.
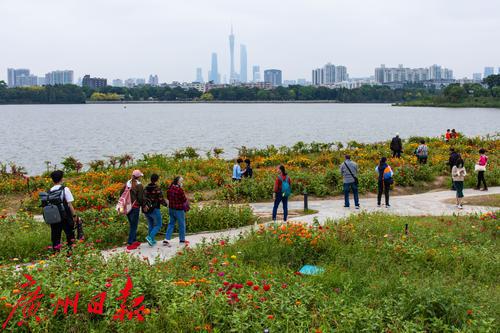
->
[[1, 0, 499, 83]]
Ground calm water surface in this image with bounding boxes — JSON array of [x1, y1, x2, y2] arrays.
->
[[1, 103, 499, 175]]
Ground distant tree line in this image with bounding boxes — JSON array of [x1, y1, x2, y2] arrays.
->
[[1, 76, 498, 105]]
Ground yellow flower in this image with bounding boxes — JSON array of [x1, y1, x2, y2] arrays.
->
[[230, 255, 237, 260]]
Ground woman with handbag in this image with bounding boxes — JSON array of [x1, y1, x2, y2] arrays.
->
[[375, 157, 393, 208], [163, 176, 189, 247], [475, 149, 488, 191]]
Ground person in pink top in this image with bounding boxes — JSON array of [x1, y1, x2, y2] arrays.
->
[[475, 149, 488, 191]]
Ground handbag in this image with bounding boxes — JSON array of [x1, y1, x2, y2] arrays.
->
[[474, 164, 486, 172], [343, 162, 359, 185]]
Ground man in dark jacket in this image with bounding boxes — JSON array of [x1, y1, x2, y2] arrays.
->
[[448, 148, 460, 190], [390, 133, 403, 158]]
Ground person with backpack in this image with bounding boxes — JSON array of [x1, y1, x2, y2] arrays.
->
[[451, 158, 467, 209], [340, 155, 360, 209], [375, 157, 393, 208], [232, 158, 243, 181], [272, 165, 291, 222], [163, 176, 189, 247], [448, 148, 460, 190], [415, 140, 428, 164], [242, 159, 253, 178], [44, 170, 76, 251], [122, 170, 145, 250], [143, 174, 167, 246], [390, 133, 403, 158], [475, 149, 488, 191]]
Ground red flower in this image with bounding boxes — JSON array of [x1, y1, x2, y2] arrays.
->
[[234, 284, 244, 289], [246, 281, 254, 287], [223, 281, 230, 286], [252, 285, 260, 291], [105, 282, 112, 288], [467, 309, 473, 316], [263, 284, 271, 291], [267, 315, 274, 320], [281, 283, 288, 289]]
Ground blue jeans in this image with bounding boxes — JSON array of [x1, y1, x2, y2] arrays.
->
[[126, 207, 140, 245], [145, 208, 163, 240], [272, 193, 288, 221], [343, 182, 359, 207], [166, 208, 186, 242]]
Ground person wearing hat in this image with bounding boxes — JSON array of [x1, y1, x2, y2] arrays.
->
[[123, 169, 145, 250], [390, 133, 403, 158]]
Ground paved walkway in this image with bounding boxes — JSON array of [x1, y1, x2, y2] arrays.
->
[[102, 187, 499, 263]]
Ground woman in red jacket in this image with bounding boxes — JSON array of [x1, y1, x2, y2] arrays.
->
[[163, 176, 189, 247]]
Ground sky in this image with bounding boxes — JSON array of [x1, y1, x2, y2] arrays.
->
[[1, 0, 499, 83]]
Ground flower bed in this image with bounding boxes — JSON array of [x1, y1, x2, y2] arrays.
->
[[0, 212, 498, 331]]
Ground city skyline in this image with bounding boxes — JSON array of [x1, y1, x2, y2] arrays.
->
[[1, 0, 499, 82]]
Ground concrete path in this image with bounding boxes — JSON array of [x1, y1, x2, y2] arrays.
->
[[102, 187, 499, 263]]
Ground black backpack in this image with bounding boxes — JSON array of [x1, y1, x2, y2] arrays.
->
[[40, 186, 69, 224]]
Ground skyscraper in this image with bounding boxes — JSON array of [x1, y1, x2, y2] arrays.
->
[[335, 66, 348, 82], [196, 67, 204, 83], [472, 73, 482, 82], [484, 67, 494, 78], [148, 74, 159, 86], [240, 44, 247, 83], [7, 68, 30, 87], [264, 69, 282, 87], [252, 65, 260, 82], [429, 64, 442, 80], [323, 63, 336, 84], [208, 52, 220, 84], [229, 26, 236, 82], [45, 70, 74, 85], [82, 75, 107, 89]]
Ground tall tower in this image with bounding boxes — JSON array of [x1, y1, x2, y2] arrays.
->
[[229, 25, 236, 83], [240, 44, 247, 83], [209, 53, 220, 84]]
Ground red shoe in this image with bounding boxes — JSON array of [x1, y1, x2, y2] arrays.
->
[[126, 243, 139, 250], [132, 241, 141, 246]]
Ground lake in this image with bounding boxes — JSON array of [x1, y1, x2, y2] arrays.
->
[[1, 103, 499, 175]]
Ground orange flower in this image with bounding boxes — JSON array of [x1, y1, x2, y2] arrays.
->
[[12, 289, 20, 295]]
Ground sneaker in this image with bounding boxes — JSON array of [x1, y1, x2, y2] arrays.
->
[[126, 243, 139, 251], [162, 240, 171, 247], [145, 236, 154, 246], [132, 241, 141, 246], [377, 204, 381, 208], [343, 205, 350, 208], [458, 205, 463, 209], [355, 206, 360, 210], [386, 204, 391, 208], [473, 188, 480, 191]]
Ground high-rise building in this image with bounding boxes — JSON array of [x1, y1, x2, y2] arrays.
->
[[16, 74, 38, 87], [45, 70, 74, 85], [323, 63, 336, 84], [112, 79, 123, 87], [312, 68, 324, 85], [82, 75, 107, 89], [472, 73, 482, 82], [229, 26, 236, 82], [135, 78, 146, 86], [124, 78, 135, 88], [264, 69, 282, 87], [240, 45, 247, 83], [335, 66, 348, 82], [148, 74, 159, 86], [429, 64, 442, 80], [7, 68, 30, 87], [484, 67, 494, 78], [375, 64, 450, 84], [196, 68, 204, 83], [252, 65, 260, 82], [208, 52, 220, 84], [37, 77, 46, 86]]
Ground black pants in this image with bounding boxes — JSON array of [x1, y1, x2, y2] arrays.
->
[[392, 150, 401, 158], [418, 156, 427, 164], [476, 171, 487, 189], [50, 219, 75, 250], [377, 180, 390, 205]]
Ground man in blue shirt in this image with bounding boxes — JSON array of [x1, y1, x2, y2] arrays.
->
[[232, 158, 243, 181]]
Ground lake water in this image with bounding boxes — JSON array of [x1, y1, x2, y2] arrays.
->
[[1, 103, 499, 175]]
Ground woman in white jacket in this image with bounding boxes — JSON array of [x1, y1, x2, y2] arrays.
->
[[451, 158, 466, 209]]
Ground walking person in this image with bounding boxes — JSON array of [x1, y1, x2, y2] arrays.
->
[[232, 158, 243, 181], [163, 176, 189, 247], [415, 140, 429, 164], [451, 158, 466, 209], [475, 149, 488, 191], [272, 165, 291, 222], [375, 157, 393, 208], [451, 129, 459, 139], [448, 148, 460, 190], [340, 155, 360, 209], [143, 173, 167, 246], [45, 170, 77, 252], [445, 129, 451, 142], [124, 170, 145, 250], [390, 133, 403, 158], [242, 159, 253, 178]]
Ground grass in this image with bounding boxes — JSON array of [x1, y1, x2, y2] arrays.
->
[[445, 193, 500, 207], [0, 212, 498, 332]]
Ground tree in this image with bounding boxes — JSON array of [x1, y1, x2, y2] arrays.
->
[[200, 92, 214, 101], [443, 84, 467, 103], [483, 74, 500, 89]]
